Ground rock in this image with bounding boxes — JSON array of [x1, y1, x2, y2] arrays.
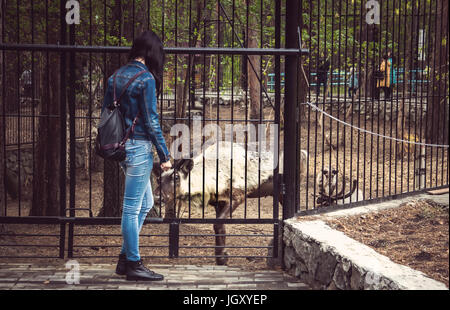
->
[[333, 262, 351, 290], [327, 280, 339, 290], [315, 250, 338, 286], [294, 260, 308, 278], [283, 218, 449, 290], [283, 246, 297, 270], [350, 265, 365, 290]]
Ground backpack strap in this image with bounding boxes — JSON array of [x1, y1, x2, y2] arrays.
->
[[113, 69, 147, 107], [111, 67, 148, 146]]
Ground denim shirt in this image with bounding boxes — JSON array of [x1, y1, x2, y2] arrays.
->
[[347, 73, 358, 89], [101, 60, 171, 163]]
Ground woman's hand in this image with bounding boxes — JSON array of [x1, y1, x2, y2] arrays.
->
[[160, 160, 172, 171]]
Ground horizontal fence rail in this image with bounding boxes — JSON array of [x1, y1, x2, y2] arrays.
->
[[0, 0, 292, 263], [0, 0, 448, 263], [0, 43, 308, 56]]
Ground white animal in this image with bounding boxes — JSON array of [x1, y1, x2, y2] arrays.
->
[[154, 141, 308, 264]]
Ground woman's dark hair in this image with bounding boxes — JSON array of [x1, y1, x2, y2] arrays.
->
[[129, 30, 165, 96]]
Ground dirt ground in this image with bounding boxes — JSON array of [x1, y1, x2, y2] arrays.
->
[[1, 167, 276, 270], [5, 102, 449, 209], [326, 199, 449, 287], [2, 101, 448, 271]]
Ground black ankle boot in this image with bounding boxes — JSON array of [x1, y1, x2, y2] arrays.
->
[[126, 260, 164, 281], [115, 253, 127, 276]]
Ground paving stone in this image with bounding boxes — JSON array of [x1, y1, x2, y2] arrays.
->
[[118, 285, 148, 290], [0, 262, 309, 290], [207, 285, 228, 290], [0, 283, 16, 289], [287, 282, 310, 288], [227, 283, 258, 289]]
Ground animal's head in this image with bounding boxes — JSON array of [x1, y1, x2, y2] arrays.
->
[[153, 158, 194, 216], [316, 167, 338, 196]]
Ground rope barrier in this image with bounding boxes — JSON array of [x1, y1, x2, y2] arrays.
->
[[302, 101, 449, 149]]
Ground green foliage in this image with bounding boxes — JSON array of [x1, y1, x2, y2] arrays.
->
[[1, 0, 444, 89]]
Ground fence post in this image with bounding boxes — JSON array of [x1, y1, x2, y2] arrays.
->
[[415, 146, 426, 190], [67, 7, 77, 259], [58, 0, 68, 259], [169, 222, 180, 258], [283, 0, 300, 220]]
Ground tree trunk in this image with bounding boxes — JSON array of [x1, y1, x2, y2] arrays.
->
[[30, 52, 61, 216], [426, 0, 448, 144], [30, 2, 62, 216], [175, 0, 211, 156], [246, 0, 260, 142], [0, 0, 5, 228], [178, 1, 207, 118], [97, 2, 126, 217]]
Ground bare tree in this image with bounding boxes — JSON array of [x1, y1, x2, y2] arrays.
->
[[246, 0, 261, 142], [30, 14, 61, 216], [97, 1, 126, 217], [0, 0, 5, 226], [426, 0, 448, 144]]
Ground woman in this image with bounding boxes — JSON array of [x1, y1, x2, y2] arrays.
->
[[376, 53, 392, 100], [101, 30, 172, 281], [387, 51, 396, 97], [316, 57, 330, 97], [347, 67, 359, 98]]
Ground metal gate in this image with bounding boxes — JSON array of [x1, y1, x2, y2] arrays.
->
[[0, 0, 307, 263], [1, 0, 448, 263]]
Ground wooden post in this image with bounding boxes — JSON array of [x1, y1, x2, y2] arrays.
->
[[415, 146, 426, 190]]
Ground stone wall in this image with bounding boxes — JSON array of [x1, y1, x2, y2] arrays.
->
[[283, 219, 448, 290], [5, 141, 99, 198]]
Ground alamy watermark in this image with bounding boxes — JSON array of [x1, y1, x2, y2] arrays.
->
[[65, 260, 80, 285], [65, 0, 80, 25], [366, 0, 380, 25], [169, 116, 279, 161], [65, 1, 380, 26]]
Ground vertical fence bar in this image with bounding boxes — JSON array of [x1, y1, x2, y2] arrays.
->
[[88, 0, 93, 216], [201, 0, 206, 219], [67, 8, 76, 259], [31, 0, 36, 208], [243, 0, 249, 218], [283, 0, 299, 220], [1, 0, 6, 216], [295, 0, 301, 214], [444, 7, 450, 187], [435, 1, 445, 188], [169, 222, 179, 258], [16, 0, 22, 215], [313, 0, 321, 210], [59, 0, 67, 259], [272, 0, 281, 259]]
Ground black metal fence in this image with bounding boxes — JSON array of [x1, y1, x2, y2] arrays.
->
[[0, 0, 448, 263], [298, 0, 449, 213], [0, 0, 304, 263]]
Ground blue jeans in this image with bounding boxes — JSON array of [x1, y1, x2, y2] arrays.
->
[[119, 139, 154, 262]]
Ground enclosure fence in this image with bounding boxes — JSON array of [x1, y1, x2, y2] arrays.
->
[[0, 0, 448, 263]]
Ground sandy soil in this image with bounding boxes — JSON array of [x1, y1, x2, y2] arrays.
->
[[326, 199, 449, 287], [1, 102, 448, 269]]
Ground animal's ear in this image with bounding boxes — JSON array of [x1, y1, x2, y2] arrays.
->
[[179, 158, 194, 175], [152, 160, 163, 177]]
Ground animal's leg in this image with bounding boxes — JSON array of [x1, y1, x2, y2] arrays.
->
[[212, 200, 229, 265], [164, 199, 177, 219], [213, 196, 245, 265]]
